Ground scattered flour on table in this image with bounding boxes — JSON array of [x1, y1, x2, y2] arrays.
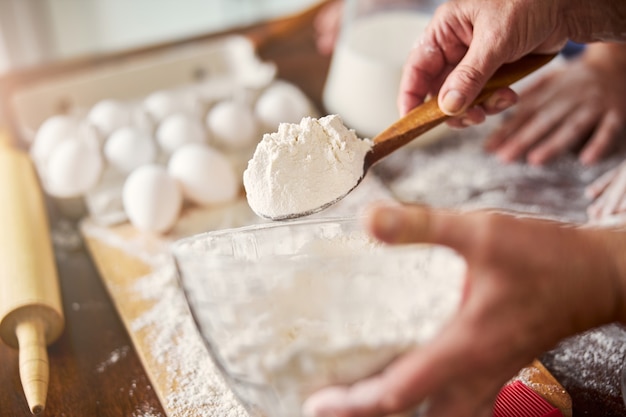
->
[[243, 114, 373, 219], [132, 403, 162, 417], [130, 261, 248, 417], [378, 118, 626, 223], [545, 324, 626, 398], [96, 345, 130, 373]]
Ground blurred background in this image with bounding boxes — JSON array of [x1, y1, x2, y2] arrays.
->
[[0, 0, 317, 72], [0, 0, 318, 126]]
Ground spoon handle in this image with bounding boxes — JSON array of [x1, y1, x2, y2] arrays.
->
[[365, 53, 557, 167]]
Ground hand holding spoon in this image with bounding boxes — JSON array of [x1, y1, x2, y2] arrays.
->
[[249, 53, 556, 221]]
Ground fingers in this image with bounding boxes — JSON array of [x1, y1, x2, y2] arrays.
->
[[302, 380, 387, 417], [526, 105, 601, 165], [376, 338, 503, 417], [302, 386, 350, 417], [579, 111, 625, 165], [363, 202, 480, 257], [485, 76, 625, 166], [438, 33, 509, 116], [483, 44, 626, 166], [586, 167, 619, 199], [481, 88, 519, 116], [398, 37, 450, 115], [483, 74, 556, 152], [398, 5, 471, 116], [586, 163, 626, 220], [446, 106, 486, 129], [484, 113, 533, 153], [599, 167, 626, 218], [447, 88, 518, 129], [302, 326, 499, 417], [485, 92, 580, 165]]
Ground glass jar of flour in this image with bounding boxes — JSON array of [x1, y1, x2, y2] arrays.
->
[[323, 0, 446, 140]]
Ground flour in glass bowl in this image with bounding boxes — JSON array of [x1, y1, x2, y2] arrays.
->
[[175, 219, 466, 417]]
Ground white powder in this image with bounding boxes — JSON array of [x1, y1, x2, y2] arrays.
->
[[96, 345, 130, 373], [537, 324, 626, 416], [243, 115, 373, 219], [178, 222, 465, 417], [130, 262, 249, 417], [78, 175, 398, 417], [378, 117, 626, 224], [132, 403, 162, 417]]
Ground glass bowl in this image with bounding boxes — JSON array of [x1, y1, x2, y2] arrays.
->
[[172, 217, 465, 417]]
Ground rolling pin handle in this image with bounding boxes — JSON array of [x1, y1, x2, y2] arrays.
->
[[16, 318, 49, 415]]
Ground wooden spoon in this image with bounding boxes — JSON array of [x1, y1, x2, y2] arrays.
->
[[269, 53, 556, 220]]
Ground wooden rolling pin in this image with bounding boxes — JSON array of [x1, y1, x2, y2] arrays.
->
[[0, 130, 64, 415]]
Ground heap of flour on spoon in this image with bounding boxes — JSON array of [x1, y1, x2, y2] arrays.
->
[[243, 115, 373, 219]]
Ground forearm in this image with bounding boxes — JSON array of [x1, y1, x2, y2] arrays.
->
[[566, 0, 626, 42], [537, 224, 626, 341], [606, 229, 626, 323]]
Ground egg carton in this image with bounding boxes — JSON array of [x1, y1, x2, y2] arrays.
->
[[10, 35, 318, 230], [12, 35, 276, 141]]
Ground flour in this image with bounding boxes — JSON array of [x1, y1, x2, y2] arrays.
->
[[129, 262, 248, 417], [96, 345, 130, 373], [377, 117, 626, 224], [78, 174, 397, 417], [243, 115, 373, 219], [132, 403, 162, 417], [540, 324, 626, 415], [175, 219, 465, 417]]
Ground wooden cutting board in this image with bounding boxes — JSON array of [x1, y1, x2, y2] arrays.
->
[[81, 199, 260, 417], [80, 175, 391, 417], [81, 192, 572, 417]]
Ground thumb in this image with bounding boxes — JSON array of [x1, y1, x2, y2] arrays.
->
[[438, 40, 509, 116], [364, 203, 478, 256]]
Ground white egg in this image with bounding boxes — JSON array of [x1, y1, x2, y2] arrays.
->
[[88, 99, 131, 138], [45, 136, 104, 198], [30, 115, 82, 166], [206, 100, 258, 150], [255, 81, 312, 131], [176, 88, 205, 119], [156, 112, 207, 154], [122, 164, 182, 233], [168, 143, 239, 206], [144, 89, 204, 123], [104, 126, 157, 173], [130, 106, 155, 135], [143, 90, 181, 123]]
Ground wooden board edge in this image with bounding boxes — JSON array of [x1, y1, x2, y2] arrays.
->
[[82, 234, 171, 415]]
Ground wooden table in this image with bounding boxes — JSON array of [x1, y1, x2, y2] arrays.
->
[[0, 211, 167, 417], [0, 16, 329, 417], [1, 9, 626, 417]]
